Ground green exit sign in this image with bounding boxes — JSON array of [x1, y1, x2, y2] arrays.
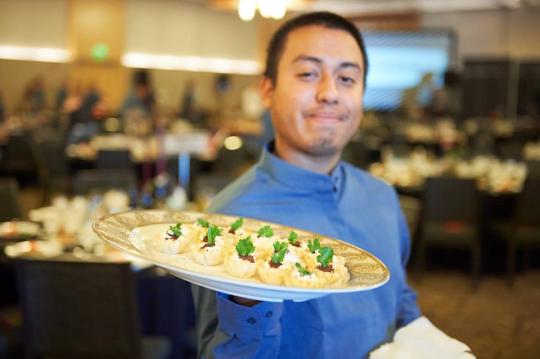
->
[[91, 43, 109, 62]]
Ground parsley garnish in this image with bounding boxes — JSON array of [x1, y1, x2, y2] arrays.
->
[[230, 217, 244, 233], [307, 238, 321, 253], [317, 247, 334, 268], [206, 224, 222, 246], [168, 223, 182, 237], [273, 241, 288, 253], [236, 236, 255, 257], [287, 231, 298, 245], [271, 248, 287, 265], [257, 225, 273, 238], [197, 218, 210, 228], [295, 262, 311, 276]]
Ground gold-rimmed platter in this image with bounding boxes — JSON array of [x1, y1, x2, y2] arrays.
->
[[93, 209, 389, 302]]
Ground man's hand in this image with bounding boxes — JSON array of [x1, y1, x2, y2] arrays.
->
[[231, 296, 261, 307]]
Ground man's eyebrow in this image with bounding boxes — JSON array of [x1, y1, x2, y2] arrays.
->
[[292, 55, 362, 72], [292, 55, 322, 65]]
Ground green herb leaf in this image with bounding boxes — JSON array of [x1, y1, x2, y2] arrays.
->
[[287, 231, 298, 245], [273, 241, 288, 253], [307, 238, 321, 253], [230, 217, 244, 232], [236, 236, 255, 257], [206, 225, 222, 245], [197, 218, 210, 228], [271, 248, 287, 265], [257, 225, 274, 238], [317, 247, 334, 268], [295, 262, 311, 276], [168, 223, 182, 237]]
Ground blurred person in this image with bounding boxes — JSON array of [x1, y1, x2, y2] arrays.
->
[[0, 90, 5, 123], [54, 79, 69, 113], [432, 70, 462, 119], [179, 80, 196, 122], [121, 69, 155, 117], [65, 83, 106, 144], [400, 72, 436, 120], [20, 76, 47, 113], [192, 12, 423, 358]]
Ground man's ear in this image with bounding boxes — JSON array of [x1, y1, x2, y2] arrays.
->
[[260, 77, 274, 109]]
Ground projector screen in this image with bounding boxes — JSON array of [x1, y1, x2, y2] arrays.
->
[[363, 29, 455, 111]]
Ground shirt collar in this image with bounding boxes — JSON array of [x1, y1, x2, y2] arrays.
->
[[257, 142, 344, 193]]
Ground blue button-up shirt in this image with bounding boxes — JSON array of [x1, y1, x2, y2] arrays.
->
[[192, 145, 421, 359]]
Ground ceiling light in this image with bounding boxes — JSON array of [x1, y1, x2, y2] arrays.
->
[[0, 46, 71, 63], [121, 53, 261, 75], [238, 0, 256, 21], [238, 0, 287, 21]]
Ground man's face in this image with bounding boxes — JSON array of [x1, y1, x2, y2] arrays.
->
[[262, 25, 365, 160]]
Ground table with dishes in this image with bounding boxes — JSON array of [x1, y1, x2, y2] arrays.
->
[[0, 191, 196, 358], [367, 147, 529, 271]]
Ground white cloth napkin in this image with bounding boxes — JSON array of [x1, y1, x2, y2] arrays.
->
[[369, 317, 475, 359]]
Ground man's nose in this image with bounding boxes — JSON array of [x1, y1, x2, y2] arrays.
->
[[316, 74, 339, 104]]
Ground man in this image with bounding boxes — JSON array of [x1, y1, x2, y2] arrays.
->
[[192, 12, 421, 358]]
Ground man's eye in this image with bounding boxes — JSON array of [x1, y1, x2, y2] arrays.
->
[[339, 76, 356, 85], [297, 72, 317, 79]]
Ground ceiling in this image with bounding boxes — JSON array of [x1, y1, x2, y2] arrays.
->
[[199, 0, 540, 16]]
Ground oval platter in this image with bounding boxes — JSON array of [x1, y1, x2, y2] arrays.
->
[[93, 209, 390, 302]]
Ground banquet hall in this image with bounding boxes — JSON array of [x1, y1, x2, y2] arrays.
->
[[1, 1, 539, 358]]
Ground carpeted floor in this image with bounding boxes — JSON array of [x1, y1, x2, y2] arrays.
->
[[410, 270, 540, 359]]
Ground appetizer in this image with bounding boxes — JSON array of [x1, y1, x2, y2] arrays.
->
[[152, 217, 351, 289], [154, 223, 191, 254], [193, 224, 225, 266], [257, 241, 291, 285], [224, 236, 258, 278], [284, 261, 325, 288]]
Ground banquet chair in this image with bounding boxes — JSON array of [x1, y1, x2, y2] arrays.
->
[[0, 134, 40, 183], [73, 169, 137, 196], [415, 177, 482, 288], [33, 135, 70, 203], [399, 195, 421, 241], [492, 178, 540, 287], [96, 150, 134, 170], [15, 258, 171, 359], [0, 178, 23, 222], [525, 160, 540, 179]]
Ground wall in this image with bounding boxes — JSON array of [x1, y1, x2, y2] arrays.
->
[[0, 60, 68, 114], [125, 0, 259, 61], [0, 0, 260, 114], [421, 8, 540, 62], [0, 0, 67, 48]]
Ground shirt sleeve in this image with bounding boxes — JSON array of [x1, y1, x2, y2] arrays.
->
[[192, 284, 283, 359], [394, 193, 422, 328]]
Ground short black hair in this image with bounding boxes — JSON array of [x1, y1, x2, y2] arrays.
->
[[263, 11, 369, 87]]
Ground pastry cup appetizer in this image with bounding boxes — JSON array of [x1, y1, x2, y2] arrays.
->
[[227, 217, 246, 236], [284, 262, 326, 288], [312, 247, 350, 287], [257, 241, 292, 285], [193, 224, 226, 266], [253, 225, 281, 256], [224, 236, 258, 278], [154, 223, 191, 254]]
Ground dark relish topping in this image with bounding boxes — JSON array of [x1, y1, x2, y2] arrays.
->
[[317, 264, 334, 273], [201, 242, 215, 249], [239, 254, 255, 263]]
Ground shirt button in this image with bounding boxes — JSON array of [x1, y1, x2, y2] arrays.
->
[[265, 311, 273, 318], [247, 317, 256, 325]]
